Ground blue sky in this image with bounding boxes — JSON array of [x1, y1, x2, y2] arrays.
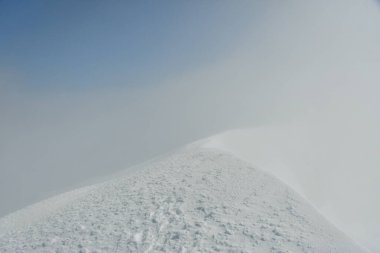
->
[[0, 0, 257, 92]]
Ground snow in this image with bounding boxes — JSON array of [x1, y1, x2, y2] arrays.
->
[[201, 126, 377, 252], [0, 146, 367, 252]]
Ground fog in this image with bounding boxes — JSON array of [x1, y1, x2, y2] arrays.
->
[[1, 0, 379, 251]]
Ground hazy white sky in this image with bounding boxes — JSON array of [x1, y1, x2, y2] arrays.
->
[[1, 0, 380, 251]]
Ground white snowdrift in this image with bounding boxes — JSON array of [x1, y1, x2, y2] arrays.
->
[[0, 146, 366, 252], [202, 125, 377, 252]]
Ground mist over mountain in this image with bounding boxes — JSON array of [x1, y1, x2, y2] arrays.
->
[[1, 0, 379, 252]]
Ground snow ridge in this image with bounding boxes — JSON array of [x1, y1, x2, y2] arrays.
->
[[0, 147, 366, 252]]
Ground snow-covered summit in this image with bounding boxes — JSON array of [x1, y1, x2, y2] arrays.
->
[[0, 146, 366, 252]]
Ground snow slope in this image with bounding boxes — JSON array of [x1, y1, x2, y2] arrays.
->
[[202, 126, 378, 252], [0, 146, 366, 253]]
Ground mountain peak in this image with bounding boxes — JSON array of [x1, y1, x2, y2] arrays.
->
[[0, 147, 365, 252]]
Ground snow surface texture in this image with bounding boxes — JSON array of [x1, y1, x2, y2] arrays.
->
[[202, 126, 378, 252], [0, 147, 366, 253]]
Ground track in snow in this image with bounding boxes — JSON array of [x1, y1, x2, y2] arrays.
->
[[0, 147, 366, 253]]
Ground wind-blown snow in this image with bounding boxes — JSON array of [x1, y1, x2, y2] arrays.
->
[[202, 126, 377, 252], [0, 147, 366, 252]]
